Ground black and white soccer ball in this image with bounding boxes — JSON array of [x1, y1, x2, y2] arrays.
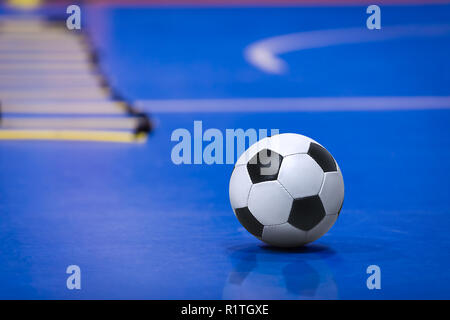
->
[[229, 133, 344, 247]]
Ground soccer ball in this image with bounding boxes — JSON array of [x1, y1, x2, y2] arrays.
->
[[229, 133, 344, 247]]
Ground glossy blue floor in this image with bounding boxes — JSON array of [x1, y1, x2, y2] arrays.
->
[[0, 3, 449, 299]]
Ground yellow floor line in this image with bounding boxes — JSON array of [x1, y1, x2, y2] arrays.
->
[[0, 129, 147, 143], [6, 0, 42, 9], [1, 117, 140, 130]]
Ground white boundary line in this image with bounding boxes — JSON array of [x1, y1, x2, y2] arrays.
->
[[135, 96, 450, 113], [244, 24, 450, 74]]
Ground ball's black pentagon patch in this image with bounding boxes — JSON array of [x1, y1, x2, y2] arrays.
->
[[288, 196, 326, 231], [235, 207, 264, 238], [307, 143, 337, 173], [247, 149, 283, 184]]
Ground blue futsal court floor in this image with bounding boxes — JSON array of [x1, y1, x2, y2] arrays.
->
[[1, 2, 450, 299]]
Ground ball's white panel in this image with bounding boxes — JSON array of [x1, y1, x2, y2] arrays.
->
[[307, 214, 338, 243], [267, 133, 316, 157], [277, 154, 324, 199], [235, 137, 270, 166], [229, 165, 253, 209], [319, 170, 344, 215], [262, 223, 308, 247], [248, 181, 293, 225]]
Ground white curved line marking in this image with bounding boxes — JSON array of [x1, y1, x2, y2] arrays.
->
[[245, 25, 450, 74]]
